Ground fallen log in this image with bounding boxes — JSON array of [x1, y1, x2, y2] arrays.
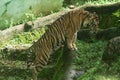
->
[[81, 2, 120, 14], [0, 2, 120, 41], [77, 27, 120, 41]]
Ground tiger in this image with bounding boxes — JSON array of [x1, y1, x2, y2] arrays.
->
[[26, 9, 99, 80]]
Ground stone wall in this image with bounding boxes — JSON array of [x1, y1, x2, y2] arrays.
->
[[0, 0, 63, 30]]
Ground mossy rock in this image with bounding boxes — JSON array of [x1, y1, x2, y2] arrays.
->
[[102, 36, 120, 64]]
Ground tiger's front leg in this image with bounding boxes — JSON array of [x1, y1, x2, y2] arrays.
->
[[66, 33, 77, 50], [72, 42, 77, 50], [72, 32, 78, 50]]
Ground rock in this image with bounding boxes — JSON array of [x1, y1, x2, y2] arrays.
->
[[102, 36, 120, 64]]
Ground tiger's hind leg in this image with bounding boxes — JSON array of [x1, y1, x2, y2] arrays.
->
[[32, 51, 51, 80], [32, 67, 38, 80]]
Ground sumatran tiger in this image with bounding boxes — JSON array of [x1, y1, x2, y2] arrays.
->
[[27, 9, 99, 80]]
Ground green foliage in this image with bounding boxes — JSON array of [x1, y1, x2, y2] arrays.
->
[[76, 40, 120, 80], [10, 28, 45, 44], [113, 9, 120, 28], [63, 0, 119, 7], [0, 18, 14, 30], [113, 9, 120, 18], [0, 7, 60, 30], [0, 11, 38, 30], [86, 0, 119, 4], [0, 27, 46, 48], [75, 40, 106, 79]]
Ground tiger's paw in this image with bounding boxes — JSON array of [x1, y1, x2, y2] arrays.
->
[[72, 43, 77, 50], [68, 43, 77, 50]]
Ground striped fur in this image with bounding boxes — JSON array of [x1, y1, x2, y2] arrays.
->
[[27, 9, 99, 80]]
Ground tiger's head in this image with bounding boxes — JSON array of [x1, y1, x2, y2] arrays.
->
[[82, 11, 99, 34]]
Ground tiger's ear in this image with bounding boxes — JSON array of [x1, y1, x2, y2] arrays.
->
[[89, 12, 96, 17], [83, 11, 89, 15]]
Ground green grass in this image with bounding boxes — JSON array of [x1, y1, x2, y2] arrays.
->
[[0, 33, 120, 80], [95, 75, 119, 80], [76, 40, 120, 80]]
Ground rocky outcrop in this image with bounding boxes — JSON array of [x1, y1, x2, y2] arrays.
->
[[102, 36, 120, 64]]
